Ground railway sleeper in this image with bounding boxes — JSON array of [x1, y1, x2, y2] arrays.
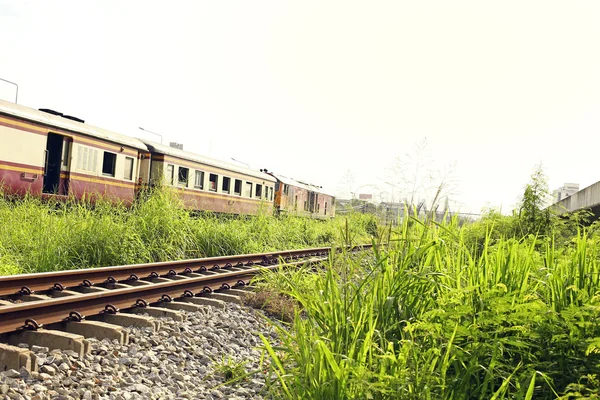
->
[[0, 342, 33, 372], [202, 292, 243, 305], [176, 296, 227, 309], [181, 272, 211, 279], [122, 279, 152, 287], [99, 282, 133, 290], [226, 288, 254, 297], [125, 305, 185, 322], [231, 285, 256, 292], [155, 300, 204, 313], [88, 312, 159, 333], [48, 289, 81, 298], [144, 277, 172, 284], [1, 329, 90, 361], [44, 320, 129, 346], [72, 285, 110, 294], [12, 293, 51, 303]]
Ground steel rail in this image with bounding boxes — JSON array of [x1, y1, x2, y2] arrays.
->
[[0, 258, 314, 334], [0, 246, 343, 296], [0, 245, 373, 334]]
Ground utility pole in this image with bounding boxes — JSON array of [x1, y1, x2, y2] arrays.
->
[[0, 77, 18, 103]]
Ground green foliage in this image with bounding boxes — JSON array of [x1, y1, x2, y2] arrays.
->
[[212, 355, 252, 385], [0, 188, 372, 274], [463, 165, 593, 251], [518, 164, 554, 237], [257, 209, 600, 399]]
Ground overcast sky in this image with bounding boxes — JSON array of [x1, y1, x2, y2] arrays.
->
[[1, 1, 599, 214]]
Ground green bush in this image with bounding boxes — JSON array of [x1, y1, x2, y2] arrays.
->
[[0, 188, 372, 274], [258, 212, 600, 399]]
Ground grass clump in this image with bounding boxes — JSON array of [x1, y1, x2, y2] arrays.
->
[[0, 188, 375, 274], [256, 213, 600, 399]]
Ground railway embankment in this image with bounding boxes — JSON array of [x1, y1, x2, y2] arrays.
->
[[0, 302, 272, 399], [0, 247, 371, 399]]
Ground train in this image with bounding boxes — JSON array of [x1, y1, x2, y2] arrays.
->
[[0, 99, 335, 218]]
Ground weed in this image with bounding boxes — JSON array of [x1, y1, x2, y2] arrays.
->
[[257, 211, 600, 399], [212, 355, 251, 385], [0, 187, 374, 274]]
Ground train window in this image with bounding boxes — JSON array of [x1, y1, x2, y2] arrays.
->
[[76, 146, 98, 173], [123, 157, 134, 180], [222, 177, 231, 193], [102, 152, 117, 177], [317, 203, 320, 213], [255, 184, 262, 198], [304, 201, 307, 211], [283, 184, 289, 195], [234, 179, 242, 195], [166, 164, 174, 185], [295, 195, 298, 210], [75, 147, 83, 170], [178, 167, 189, 186], [209, 174, 218, 191], [62, 140, 70, 167], [325, 202, 328, 215], [194, 171, 204, 189], [245, 182, 253, 198], [269, 187, 273, 200], [275, 182, 280, 191]]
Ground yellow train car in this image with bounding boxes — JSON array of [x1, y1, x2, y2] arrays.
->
[[141, 141, 276, 215], [0, 99, 147, 203], [266, 171, 335, 218]]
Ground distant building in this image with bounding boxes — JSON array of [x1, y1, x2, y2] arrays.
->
[[555, 182, 579, 203], [358, 193, 373, 201]]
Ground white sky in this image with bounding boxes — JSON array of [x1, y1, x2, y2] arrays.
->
[[1, 1, 599, 214]]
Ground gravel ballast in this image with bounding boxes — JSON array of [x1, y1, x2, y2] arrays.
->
[[0, 303, 277, 399]]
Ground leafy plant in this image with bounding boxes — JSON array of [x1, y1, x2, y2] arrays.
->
[[257, 208, 600, 399]]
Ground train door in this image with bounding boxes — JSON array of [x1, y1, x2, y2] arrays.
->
[[308, 192, 316, 212], [43, 133, 71, 195]]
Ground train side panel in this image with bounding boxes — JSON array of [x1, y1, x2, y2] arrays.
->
[[270, 173, 336, 218], [147, 151, 275, 215], [0, 102, 145, 204], [0, 116, 45, 196], [0, 99, 332, 218], [68, 141, 140, 204]]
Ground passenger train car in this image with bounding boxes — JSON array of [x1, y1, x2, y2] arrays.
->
[[0, 99, 335, 217], [0, 99, 145, 203], [265, 171, 335, 219], [141, 141, 275, 215]]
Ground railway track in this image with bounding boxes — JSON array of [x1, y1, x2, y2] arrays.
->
[[0, 245, 370, 335]]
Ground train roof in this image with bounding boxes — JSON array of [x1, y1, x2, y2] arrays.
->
[[0, 99, 148, 150], [140, 140, 276, 182], [268, 173, 334, 197]]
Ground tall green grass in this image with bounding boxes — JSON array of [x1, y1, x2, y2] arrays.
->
[[0, 188, 375, 274], [258, 213, 600, 399]]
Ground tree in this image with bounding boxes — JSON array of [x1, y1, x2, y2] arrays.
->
[[518, 164, 553, 237]]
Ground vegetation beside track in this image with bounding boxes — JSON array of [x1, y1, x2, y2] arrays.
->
[[254, 169, 600, 399], [256, 216, 600, 399], [0, 188, 375, 274]]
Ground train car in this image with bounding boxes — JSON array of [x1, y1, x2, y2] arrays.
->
[[266, 171, 336, 218], [0, 99, 147, 203], [140, 140, 276, 215], [0, 98, 332, 219]]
